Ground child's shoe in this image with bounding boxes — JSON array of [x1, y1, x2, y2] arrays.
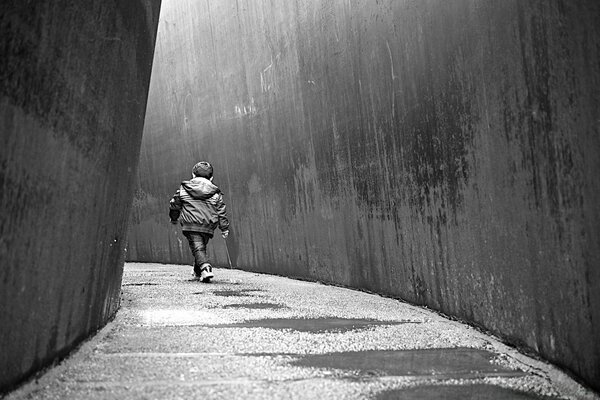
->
[[200, 263, 214, 282]]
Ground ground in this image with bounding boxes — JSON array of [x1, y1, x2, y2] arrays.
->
[[6, 263, 598, 400]]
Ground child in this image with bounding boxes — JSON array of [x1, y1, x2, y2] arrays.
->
[[169, 161, 229, 282]]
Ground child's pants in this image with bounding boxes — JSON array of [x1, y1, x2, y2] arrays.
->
[[183, 231, 211, 271]]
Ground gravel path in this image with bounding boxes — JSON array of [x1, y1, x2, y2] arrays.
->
[[6, 263, 598, 400]]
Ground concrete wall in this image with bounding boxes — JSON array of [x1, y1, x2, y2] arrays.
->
[[128, 0, 600, 390], [0, 0, 161, 392]]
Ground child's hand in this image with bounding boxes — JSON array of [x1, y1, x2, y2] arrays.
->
[[221, 230, 229, 239]]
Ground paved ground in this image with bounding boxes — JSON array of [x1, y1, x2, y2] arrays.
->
[[6, 263, 598, 399]]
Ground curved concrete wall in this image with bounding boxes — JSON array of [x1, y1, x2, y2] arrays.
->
[[128, 0, 600, 389], [0, 0, 161, 392]]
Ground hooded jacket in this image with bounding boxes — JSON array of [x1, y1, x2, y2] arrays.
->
[[169, 177, 229, 236]]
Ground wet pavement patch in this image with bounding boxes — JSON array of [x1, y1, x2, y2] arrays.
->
[[292, 348, 526, 379], [375, 384, 556, 399], [221, 302, 287, 310], [214, 318, 417, 332], [212, 289, 263, 297]]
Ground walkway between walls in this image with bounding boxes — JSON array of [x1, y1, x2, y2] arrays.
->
[[6, 263, 597, 399]]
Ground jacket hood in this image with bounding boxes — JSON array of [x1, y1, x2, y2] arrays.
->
[[181, 177, 220, 200]]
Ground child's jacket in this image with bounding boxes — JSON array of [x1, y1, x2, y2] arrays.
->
[[169, 177, 229, 236]]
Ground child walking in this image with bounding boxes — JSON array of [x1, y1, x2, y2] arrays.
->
[[169, 161, 229, 282]]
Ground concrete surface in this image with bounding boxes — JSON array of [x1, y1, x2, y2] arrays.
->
[[127, 0, 600, 389], [0, 0, 161, 392], [5, 263, 598, 400]]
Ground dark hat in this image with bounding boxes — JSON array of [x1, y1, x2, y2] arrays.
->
[[192, 161, 213, 178]]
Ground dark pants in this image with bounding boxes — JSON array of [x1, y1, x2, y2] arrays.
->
[[183, 231, 211, 273]]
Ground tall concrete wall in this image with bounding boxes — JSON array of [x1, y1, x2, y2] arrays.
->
[[129, 0, 600, 390], [0, 0, 161, 392]]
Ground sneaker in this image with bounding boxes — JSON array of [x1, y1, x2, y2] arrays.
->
[[200, 263, 214, 282], [193, 264, 202, 278]]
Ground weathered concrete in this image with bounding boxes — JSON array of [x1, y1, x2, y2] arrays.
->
[[5, 263, 597, 399], [0, 0, 161, 392], [128, 0, 600, 390]]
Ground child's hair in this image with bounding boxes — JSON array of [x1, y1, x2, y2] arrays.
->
[[192, 161, 213, 178]]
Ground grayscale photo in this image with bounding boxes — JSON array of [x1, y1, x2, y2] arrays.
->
[[1, 1, 599, 399]]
